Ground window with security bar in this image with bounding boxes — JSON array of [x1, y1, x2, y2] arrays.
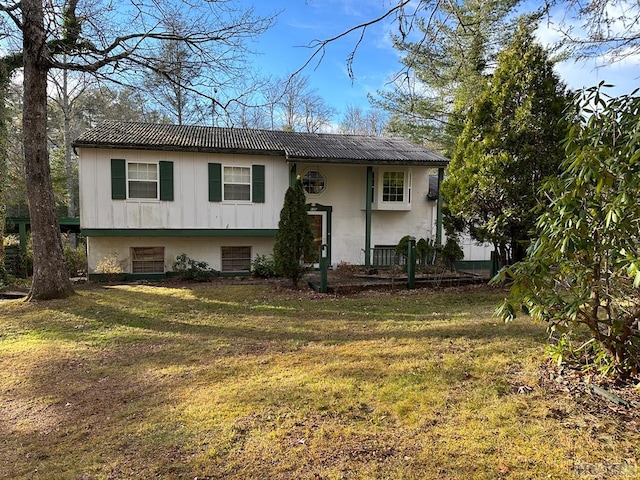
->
[[221, 246, 251, 272], [131, 247, 165, 273]]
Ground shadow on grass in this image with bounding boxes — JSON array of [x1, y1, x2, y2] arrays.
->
[[48, 284, 546, 348], [0, 283, 555, 479]]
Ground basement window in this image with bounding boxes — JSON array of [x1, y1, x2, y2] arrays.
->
[[131, 247, 165, 273], [221, 246, 251, 272]]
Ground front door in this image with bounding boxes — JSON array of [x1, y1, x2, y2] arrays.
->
[[307, 211, 326, 265]]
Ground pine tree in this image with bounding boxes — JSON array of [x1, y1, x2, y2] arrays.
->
[[442, 22, 570, 265], [273, 179, 315, 288]]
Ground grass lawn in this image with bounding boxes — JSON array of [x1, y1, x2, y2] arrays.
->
[[0, 283, 638, 479]]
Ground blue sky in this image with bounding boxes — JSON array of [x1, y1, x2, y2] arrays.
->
[[242, 0, 639, 119]]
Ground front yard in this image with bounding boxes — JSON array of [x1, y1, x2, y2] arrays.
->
[[0, 283, 638, 479]]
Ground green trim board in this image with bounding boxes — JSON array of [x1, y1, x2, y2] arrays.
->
[[252, 165, 265, 203], [82, 228, 278, 238], [436, 167, 445, 246], [111, 159, 127, 199], [365, 166, 373, 269], [159, 161, 174, 201]]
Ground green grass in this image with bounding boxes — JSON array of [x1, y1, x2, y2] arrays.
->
[[0, 283, 637, 479]]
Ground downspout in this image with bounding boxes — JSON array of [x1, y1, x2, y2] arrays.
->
[[365, 166, 373, 269], [435, 167, 444, 247]]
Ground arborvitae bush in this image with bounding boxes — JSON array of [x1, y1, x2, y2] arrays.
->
[[273, 179, 314, 287]]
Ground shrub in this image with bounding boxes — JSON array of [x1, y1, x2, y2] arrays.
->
[[252, 254, 278, 278], [496, 86, 640, 378], [95, 253, 124, 282], [63, 244, 87, 277], [395, 236, 436, 266], [173, 253, 219, 281], [440, 238, 464, 270], [273, 179, 315, 287]]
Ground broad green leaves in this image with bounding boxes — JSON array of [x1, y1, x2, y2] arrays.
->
[[497, 84, 640, 377]]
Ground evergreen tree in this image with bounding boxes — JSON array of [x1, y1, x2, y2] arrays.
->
[[375, 0, 522, 153], [442, 22, 570, 265], [273, 179, 315, 288]]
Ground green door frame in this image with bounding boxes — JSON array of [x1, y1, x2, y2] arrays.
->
[[306, 203, 332, 266], [365, 166, 373, 269]]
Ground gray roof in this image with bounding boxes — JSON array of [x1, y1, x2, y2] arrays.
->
[[72, 121, 449, 166]]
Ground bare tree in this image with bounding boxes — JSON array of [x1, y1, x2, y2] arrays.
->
[[545, 0, 640, 64], [48, 66, 93, 219], [339, 104, 388, 136], [274, 75, 335, 132], [0, 0, 275, 300]]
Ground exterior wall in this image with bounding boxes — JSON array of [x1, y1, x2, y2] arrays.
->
[[459, 237, 493, 261], [79, 146, 494, 269], [297, 163, 439, 266], [78, 148, 288, 230], [87, 236, 275, 274]]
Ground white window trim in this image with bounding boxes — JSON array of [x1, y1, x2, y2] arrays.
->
[[374, 168, 412, 210], [223, 165, 252, 202], [127, 161, 159, 200]]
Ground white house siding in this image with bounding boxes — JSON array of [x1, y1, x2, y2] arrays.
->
[[298, 163, 439, 266], [79, 147, 446, 272], [86, 236, 276, 274], [460, 237, 493, 261], [78, 148, 288, 230]]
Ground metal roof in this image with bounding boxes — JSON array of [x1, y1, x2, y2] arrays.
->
[[72, 121, 449, 166]]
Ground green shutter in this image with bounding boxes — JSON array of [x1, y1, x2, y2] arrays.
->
[[208, 163, 222, 202], [159, 161, 174, 201], [111, 159, 126, 200], [252, 165, 265, 203]]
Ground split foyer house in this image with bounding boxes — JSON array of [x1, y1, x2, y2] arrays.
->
[[73, 121, 451, 279]]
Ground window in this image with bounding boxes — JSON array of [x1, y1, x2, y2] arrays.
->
[[224, 166, 251, 201], [221, 246, 251, 272], [111, 160, 173, 201], [209, 164, 265, 203], [128, 162, 158, 199], [302, 169, 326, 194], [383, 171, 404, 202], [131, 247, 164, 273]]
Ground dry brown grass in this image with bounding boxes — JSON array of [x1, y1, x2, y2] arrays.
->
[[0, 283, 638, 479]]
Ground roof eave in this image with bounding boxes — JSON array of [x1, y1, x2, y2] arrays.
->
[[286, 155, 449, 167], [72, 142, 286, 157]]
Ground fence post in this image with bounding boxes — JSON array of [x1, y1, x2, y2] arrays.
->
[[319, 243, 328, 293], [407, 237, 416, 289]]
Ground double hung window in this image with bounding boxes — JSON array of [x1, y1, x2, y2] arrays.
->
[[223, 166, 251, 201], [128, 163, 158, 199], [382, 171, 405, 203]]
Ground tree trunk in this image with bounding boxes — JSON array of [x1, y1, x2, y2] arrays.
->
[[22, 0, 72, 300]]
